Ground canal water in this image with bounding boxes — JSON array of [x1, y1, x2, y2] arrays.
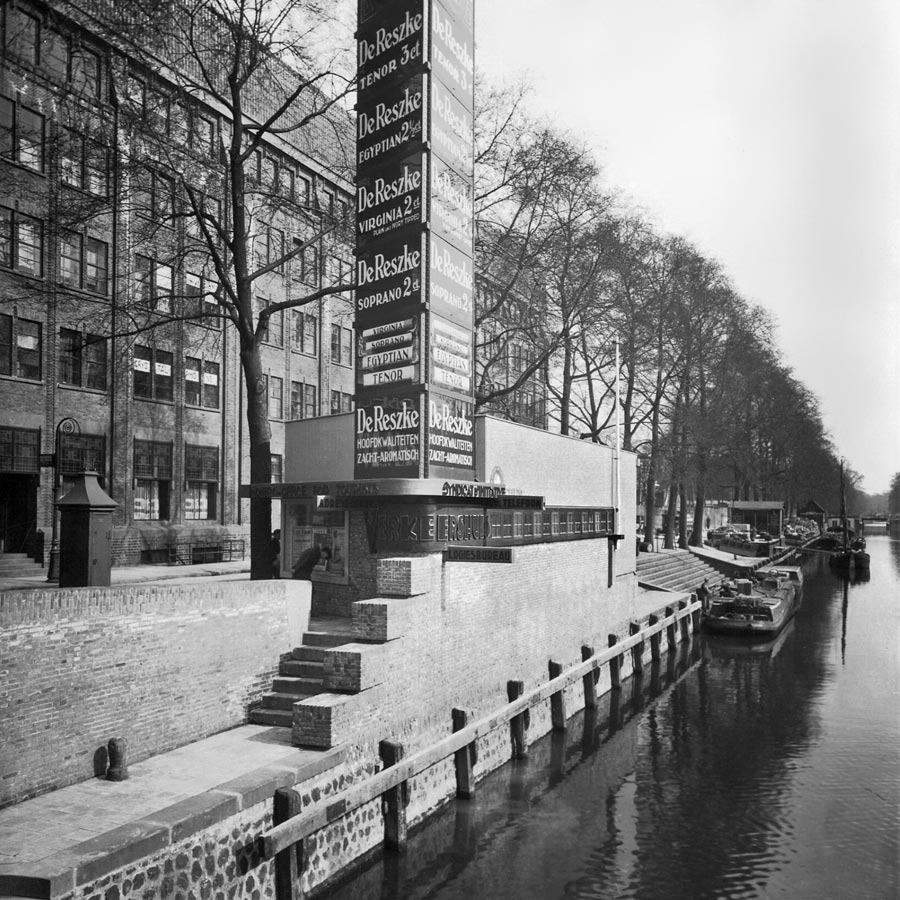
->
[[323, 535, 900, 900]]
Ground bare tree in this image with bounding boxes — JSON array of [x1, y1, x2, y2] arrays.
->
[[49, 0, 357, 578]]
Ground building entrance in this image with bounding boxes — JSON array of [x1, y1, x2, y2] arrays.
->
[[0, 473, 39, 559]]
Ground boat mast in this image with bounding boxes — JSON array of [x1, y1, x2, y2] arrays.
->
[[840, 460, 849, 549]]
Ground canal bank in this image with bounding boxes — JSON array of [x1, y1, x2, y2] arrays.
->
[[0, 556, 698, 899]]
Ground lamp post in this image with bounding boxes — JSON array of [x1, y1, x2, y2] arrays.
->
[[46, 417, 80, 582]]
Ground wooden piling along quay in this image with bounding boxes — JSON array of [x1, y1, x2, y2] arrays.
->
[[261, 598, 701, 898]]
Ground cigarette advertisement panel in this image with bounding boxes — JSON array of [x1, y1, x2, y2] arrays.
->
[[355, 389, 423, 478], [357, 74, 427, 169], [429, 313, 471, 395], [357, 0, 427, 94], [427, 390, 475, 476], [430, 75, 473, 177], [355, 233, 424, 327], [428, 153, 473, 253], [430, 0, 473, 108], [358, 316, 420, 390], [427, 232, 473, 326], [356, 151, 426, 248]]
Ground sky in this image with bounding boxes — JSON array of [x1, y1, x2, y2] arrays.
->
[[474, 0, 900, 494]]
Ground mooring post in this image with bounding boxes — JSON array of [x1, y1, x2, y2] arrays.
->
[[379, 740, 408, 851], [548, 660, 567, 731], [630, 621, 644, 677], [648, 614, 661, 662], [607, 635, 621, 690], [452, 708, 476, 799], [665, 605, 677, 651], [507, 680, 528, 758], [581, 645, 598, 709], [679, 600, 691, 641], [273, 788, 305, 900], [691, 596, 702, 632]]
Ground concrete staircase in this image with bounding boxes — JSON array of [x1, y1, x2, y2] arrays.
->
[[637, 549, 724, 594], [0, 551, 45, 578], [249, 615, 357, 727]]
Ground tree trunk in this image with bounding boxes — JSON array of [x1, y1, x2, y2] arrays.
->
[[664, 481, 678, 550], [241, 339, 273, 580], [678, 482, 688, 549]]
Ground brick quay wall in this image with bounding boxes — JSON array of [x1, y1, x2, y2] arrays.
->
[[0, 580, 302, 809]]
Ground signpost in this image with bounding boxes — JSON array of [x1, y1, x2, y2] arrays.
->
[[355, 0, 475, 481]]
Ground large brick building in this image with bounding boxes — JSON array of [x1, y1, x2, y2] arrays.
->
[[0, 0, 356, 566]]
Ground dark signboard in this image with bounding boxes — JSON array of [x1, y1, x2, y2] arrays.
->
[[444, 546, 513, 563], [357, 0, 426, 94], [356, 152, 425, 247], [355, 234, 423, 326], [430, 0, 473, 107], [430, 76, 473, 176], [357, 73, 427, 169], [427, 232, 472, 325], [427, 391, 474, 474], [355, 390, 422, 478], [429, 153, 473, 252]]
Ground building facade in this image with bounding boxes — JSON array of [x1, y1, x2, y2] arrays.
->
[[1, 0, 355, 565]]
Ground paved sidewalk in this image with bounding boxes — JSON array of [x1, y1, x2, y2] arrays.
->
[[0, 558, 251, 592], [0, 725, 342, 895]]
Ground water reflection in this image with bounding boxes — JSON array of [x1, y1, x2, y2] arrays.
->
[[322, 538, 900, 900]]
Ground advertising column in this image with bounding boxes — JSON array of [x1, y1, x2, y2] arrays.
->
[[355, 0, 475, 481]]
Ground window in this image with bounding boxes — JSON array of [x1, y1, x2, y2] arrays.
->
[[4, 7, 39, 67], [184, 270, 220, 325], [256, 225, 285, 271], [134, 254, 172, 312], [59, 433, 105, 494], [0, 316, 41, 380], [0, 97, 44, 171], [297, 173, 311, 205], [191, 112, 215, 157], [60, 328, 106, 390], [133, 344, 173, 401], [0, 426, 39, 473], [70, 46, 101, 99], [278, 164, 295, 199], [0, 207, 43, 276], [184, 356, 219, 408], [152, 172, 175, 224], [270, 454, 283, 483], [133, 440, 171, 520], [185, 191, 222, 242], [296, 242, 319, 286], [291, 310, 317, 355], [290, 381, 317, 419], [184, 444, 218, 520], [41, 27, 68, 81], [330, 390, 353, 414], [330, 324, 353, 366], [256, 296, 283, 346], [266, 374, 283, 419], [58, 233, 108, 294]]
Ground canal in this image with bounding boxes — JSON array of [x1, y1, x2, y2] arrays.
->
[[321, 534, 900, 900]]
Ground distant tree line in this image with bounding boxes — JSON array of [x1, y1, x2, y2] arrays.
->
[[472, 84, 872, 545]]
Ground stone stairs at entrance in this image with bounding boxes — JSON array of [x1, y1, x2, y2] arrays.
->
[[249, 615, 357, 727], [637, 549, 724, 594], [0, 551, 45, 578]]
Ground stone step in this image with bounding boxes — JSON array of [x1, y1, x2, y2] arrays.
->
[[302, 631, 352, 648], [292, 645, 327, 662], [249, 707, 292, 727], [280, 658, 324, 679], [262, 692, 303, 710], [272, 675, 323, 695], [0, 559, 44, 575]]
